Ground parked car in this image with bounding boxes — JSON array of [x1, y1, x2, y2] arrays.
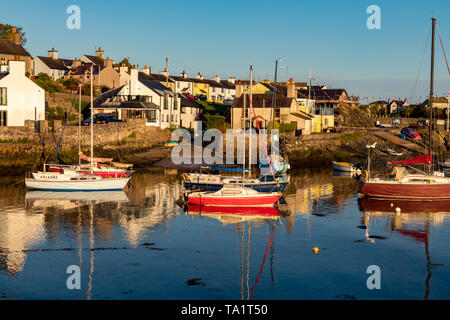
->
[[194, 94, 207, 101], [82, 114, 123, 126], [223, 99, 234, 105], [184, 93, 195, 100], [400, 127, 422, 140], [323, 126, 337, 133]]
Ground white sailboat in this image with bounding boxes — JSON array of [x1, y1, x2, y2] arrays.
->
[[25, 66, 130, 191]]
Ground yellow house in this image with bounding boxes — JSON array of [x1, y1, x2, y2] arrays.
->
[[192, 79, 209, 99]]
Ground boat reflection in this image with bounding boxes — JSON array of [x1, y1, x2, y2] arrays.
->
[[25, 190, 129, 210], [187, 205, 280, 225], [358, 197, 450, 299]]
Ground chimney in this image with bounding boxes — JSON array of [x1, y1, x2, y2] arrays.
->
[[180, 70, 187, 79], [235, 80, 244, 98], [130, 65, 138, 82], [8, 60, 25, 76], [103, 57, 113, 68], [8, 27, 20, 45], [227, 76, 236, 85], [287, 78, 296, 99], [96, 46, 104, 60], [196, 72, 203, 80], [73, 58, 82, 67], [48, 48, 59, 60], [213, 75, 221, 83], [142, 65, 150, 75]]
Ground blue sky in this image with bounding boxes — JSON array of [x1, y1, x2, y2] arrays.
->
[[2, 0, 450, 103]]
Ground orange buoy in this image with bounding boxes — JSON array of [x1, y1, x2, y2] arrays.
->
[[312, 247, 319, 254]]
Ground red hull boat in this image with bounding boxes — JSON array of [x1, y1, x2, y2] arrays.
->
[[358, 175, 450, 200], [188, 186, 281, 207], [188, 205, 281, 217]]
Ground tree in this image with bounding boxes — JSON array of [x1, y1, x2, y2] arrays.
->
[[0, 24, 27, 46], [115, 57, 132, 71]]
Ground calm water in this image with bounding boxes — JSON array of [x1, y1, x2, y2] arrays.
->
[[1, 168, 450, 300]]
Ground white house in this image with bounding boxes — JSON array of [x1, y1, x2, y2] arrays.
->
[[0, 60, 45, 126], [171, 71, 194, 95], [32, 48, 73, 80], [208, 76, 236, 102], [91, 67, 181, 129]]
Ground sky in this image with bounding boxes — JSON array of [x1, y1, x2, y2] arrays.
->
[[1, 0, 450, 104]]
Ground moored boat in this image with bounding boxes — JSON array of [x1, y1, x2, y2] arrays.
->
[[182, 171, 289, 192], [25, 169, 131, 191], [332, 161, 361, 173], [187, 186, 281, 207]]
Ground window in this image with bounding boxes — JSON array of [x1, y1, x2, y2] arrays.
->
[[166, 115, 169, 122], [0, 111, 7, 126], [145, 110, 157, 123], [213, 87, 216, 93], [274, 108, 280, 118], [171, 115, 174, 122], [0, 57, 6, 64], [174, 99, 178, 110], [0, 88, 6, 105], [164, 95, 168, 110]]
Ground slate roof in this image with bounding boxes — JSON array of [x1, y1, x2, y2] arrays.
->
[[70, 65, 104, 75], [232, 93, 294, 108], [180, 94, 204, 109], [82, 55, 104, 65], [36, 56, 73, 70], [0, 39, 32, 57], [297, 88, 348, 101]]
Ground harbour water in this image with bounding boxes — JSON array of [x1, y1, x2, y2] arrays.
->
[[1, 169, 450, 300]]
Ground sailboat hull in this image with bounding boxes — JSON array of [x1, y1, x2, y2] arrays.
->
[[25, 177, 130, 191], [359, 179, 450, 200], [183, 181, 288, 192]]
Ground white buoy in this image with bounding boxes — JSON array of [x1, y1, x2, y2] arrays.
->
[[395, 207, 401, 215]]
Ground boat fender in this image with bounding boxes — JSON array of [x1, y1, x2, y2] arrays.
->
[[364, 170, 369, 179]]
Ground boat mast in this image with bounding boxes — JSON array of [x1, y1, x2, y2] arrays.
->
[[429, 17, 436, 174], [78, 83, 82, 167], [249, 65, 253, 177], [243, 83, 246, 179], [90, 66, 94, 172]]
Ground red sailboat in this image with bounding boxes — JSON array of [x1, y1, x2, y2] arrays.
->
[[188, 186, 281, 207], [359, 17, 450, 200]]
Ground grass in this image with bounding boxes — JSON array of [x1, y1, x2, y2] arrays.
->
[[0, 138, 34, 144], [338, 132, 364, 140]]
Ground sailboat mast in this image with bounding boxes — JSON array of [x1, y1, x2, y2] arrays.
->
[[90, 66, 94, 171], [249, 65, 253, 177], [78, 84, 82, 166], [429, 17, 436, 173]]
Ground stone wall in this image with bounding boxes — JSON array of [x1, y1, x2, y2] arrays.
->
[[0, 118, 169, 149]]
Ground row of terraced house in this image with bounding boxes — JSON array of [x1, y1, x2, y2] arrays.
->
[[0, 27, 357, 133]]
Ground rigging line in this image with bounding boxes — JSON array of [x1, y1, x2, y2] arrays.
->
[[51, 86, 81, 163], [249, 225, 276, 300], [248, 93, 277, 183], [436, 24, 450, 77], [411, 26, 432, 101]]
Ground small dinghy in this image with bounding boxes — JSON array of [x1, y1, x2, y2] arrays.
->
[[187, 186, 281, 207], [381, 148, 404, 156], [332, 161, 362, 173]]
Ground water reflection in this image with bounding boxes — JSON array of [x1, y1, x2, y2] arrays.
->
[[358, 197, 450, 300], [2, 169, 450, 299]]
